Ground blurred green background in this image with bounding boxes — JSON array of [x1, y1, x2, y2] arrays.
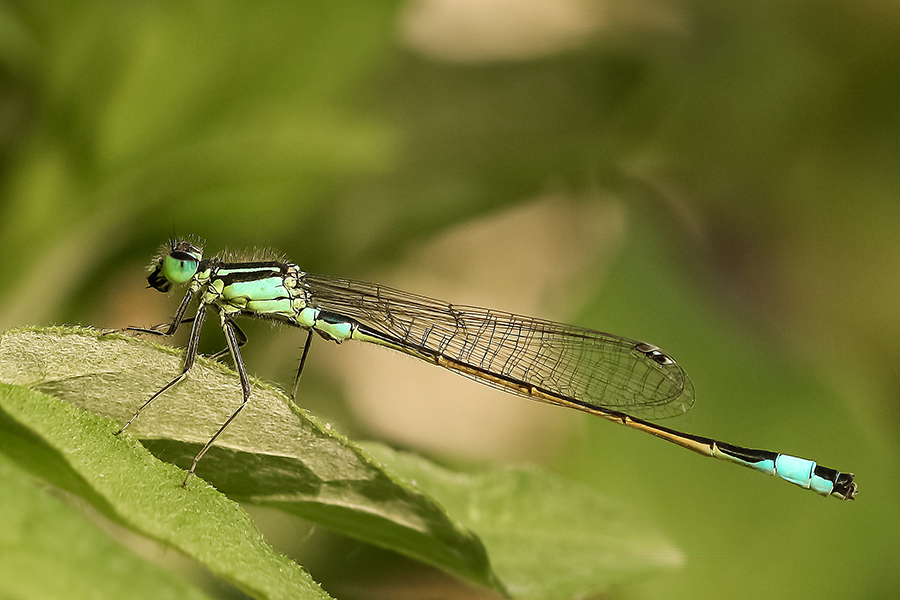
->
[[1, 0, 898, 598]]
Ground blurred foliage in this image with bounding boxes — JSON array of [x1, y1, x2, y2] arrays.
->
[[0, 0, 899, 598]]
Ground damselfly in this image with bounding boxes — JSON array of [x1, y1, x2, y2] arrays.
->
[[119, 238, 856, 499]]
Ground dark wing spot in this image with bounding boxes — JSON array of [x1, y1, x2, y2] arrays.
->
[[633, 341, 676, 365]]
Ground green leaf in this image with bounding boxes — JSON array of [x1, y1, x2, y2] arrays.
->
[[0, 449, 214, 600], [364, 443, 683, 600], [0, 326, 681, 599], [0, 382, 331, 600], [0, 326, 499, 592]]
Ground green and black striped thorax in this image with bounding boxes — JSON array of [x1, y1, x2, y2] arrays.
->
[[147, 239, 312, 323]]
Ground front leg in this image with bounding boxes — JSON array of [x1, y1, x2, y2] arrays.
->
[[117, 302, 207, 434]]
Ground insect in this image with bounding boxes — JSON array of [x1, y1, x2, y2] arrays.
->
[[119, 238, 856, 499]]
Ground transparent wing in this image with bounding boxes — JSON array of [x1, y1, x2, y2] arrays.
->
[[301, 274, 694, 420]]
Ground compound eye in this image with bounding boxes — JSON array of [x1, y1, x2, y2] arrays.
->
[[162, 252, 199, 283]]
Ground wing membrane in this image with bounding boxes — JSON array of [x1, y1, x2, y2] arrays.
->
[[301, 274, 694, 420]]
